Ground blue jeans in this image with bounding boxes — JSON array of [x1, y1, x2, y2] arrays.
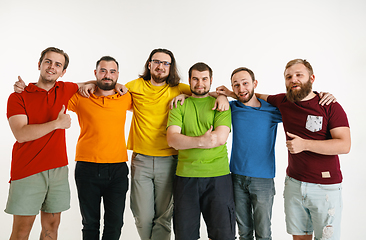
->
[[232, 174, 275, 240], [75, 161, 129, 240]]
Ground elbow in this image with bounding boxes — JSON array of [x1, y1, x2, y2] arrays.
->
[[167, 137, 179, 150], [167, 141, 176, 150], [216, 138, 227, 147], [168, 143, 179, 150], [342, 144, 351, 154], [13, 133, 27, 143], [15, 137, 27, 143]]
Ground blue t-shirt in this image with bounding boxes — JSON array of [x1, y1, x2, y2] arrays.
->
[[230, 99, 282, 178]]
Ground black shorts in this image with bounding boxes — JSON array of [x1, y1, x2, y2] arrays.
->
[[173, 174, 236, 240]]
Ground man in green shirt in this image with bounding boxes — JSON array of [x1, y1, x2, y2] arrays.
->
[[167, 62, 235, 240]]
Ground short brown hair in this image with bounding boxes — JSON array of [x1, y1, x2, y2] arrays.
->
[[96, 56, 119, 70], [284, 59, 313, 76], [230, 67, 255, 83], [39, 47, 69, 70], [188, 62, 213, 79]]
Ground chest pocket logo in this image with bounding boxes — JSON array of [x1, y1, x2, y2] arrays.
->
[[306, 115, 323, 132]]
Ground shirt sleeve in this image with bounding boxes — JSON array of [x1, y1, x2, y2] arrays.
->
[[67, 93, 78, 112], [7, 93, 26, 119], [64, 82, 79, 98], [328, 103, 349, 129], [179, 83, 192, 95], [267, 94, 278, 107], [214, 107, 232, 129], [125, 92, 133, 111], [167, 105, 183, 129]]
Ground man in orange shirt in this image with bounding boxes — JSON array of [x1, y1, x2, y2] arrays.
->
[[68, 56, 132, 240]]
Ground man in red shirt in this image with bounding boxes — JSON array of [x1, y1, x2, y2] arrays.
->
[[6, 47, 80, 240], [257, 59, 351, 240]]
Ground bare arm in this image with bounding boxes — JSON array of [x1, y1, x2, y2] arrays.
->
[[286, 127, 351, 155], [318, 92, 337, 106], [254, 91, 335, 106], [170, 93, 229, 111], [167, 125, 230, 150], [210, 94, 229, 111], [14, 77, 128, 97], [8, 105, 71, 143], [255, 93, 269, 102], [215, 85, 237, 99], [169, 94, 190, 109]]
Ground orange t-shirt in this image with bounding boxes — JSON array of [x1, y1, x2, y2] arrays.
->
[[68, 91, 132, 163]]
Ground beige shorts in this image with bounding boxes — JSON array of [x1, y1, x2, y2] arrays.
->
[[5, 166, 70, 216]]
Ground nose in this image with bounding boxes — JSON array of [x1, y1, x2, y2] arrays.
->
[[290, 75, 299, 82], [49, 63, 56, 69], [239, 84, 245, 92], [105, 71, 112, 79], [197, 79, 205, 86], [156, 62, 165, 69]]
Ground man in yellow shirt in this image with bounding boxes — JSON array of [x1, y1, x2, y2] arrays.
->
[[68, 56, 132, 240], [125, 49, 191, 240]]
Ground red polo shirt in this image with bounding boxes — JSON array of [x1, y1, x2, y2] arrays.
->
[[7, 81, 78, 181]]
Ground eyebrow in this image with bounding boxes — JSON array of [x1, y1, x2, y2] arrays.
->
[[100, 68, 117, 72], [233, 78, 249, 83]]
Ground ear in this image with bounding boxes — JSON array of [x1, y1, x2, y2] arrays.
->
[[148, 62, 151, 70], [38, 61, 41, 70], [210, 77, 213, 85], [60, 69, 67, 78], [94, 69, 97, 77], [253, 79, 258, 89], [310, 74, 315, 84]]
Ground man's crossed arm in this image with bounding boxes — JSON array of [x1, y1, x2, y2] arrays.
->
[[167, 125, 230, 150]]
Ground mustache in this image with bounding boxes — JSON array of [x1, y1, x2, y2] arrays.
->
[[102, 78, 113, 81]]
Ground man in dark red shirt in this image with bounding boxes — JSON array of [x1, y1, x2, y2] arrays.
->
[[257, 59, 350, 240]]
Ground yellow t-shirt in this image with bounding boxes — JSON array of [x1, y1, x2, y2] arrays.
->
[[126, 78, 191, 156], [68, 92, 132, 163]]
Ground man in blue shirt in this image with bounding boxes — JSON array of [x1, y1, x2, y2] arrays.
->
[[217, 67, 281, 240]]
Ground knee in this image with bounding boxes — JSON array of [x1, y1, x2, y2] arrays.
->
[[43, 217, 61, 232], [135, 216, 153, 228], [41, 213, 61, 233]]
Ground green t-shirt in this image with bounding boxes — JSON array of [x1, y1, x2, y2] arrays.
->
[[167, 96, 231, 177]]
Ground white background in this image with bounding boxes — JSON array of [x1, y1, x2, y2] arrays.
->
[[0, 0, 365, 239]]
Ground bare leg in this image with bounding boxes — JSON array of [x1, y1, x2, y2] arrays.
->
[[9, 215, 36, 240], [293, 234, 312, 240], [39, 212, 61, 240]]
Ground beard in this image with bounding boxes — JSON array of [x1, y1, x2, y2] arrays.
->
[[97, 78, 116, 90], [286, 78, 313, 102], [190, 87, 210, 96], [238, 88, 255, 103], [151, 72, 168, 83]]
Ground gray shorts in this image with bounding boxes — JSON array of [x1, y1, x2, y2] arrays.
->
[[5, 166, 71, 215]]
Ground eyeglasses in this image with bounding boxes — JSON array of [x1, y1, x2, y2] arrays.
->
[[151, 59, 171, 66]]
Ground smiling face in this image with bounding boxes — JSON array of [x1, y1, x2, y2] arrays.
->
[[231, 70, 257, 104], [95, 60, 119, 91], [189, 70, 212, 97], [148, 52, 171, 84], [38, 51, 66, 83], [284, 63, 315, 102]]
